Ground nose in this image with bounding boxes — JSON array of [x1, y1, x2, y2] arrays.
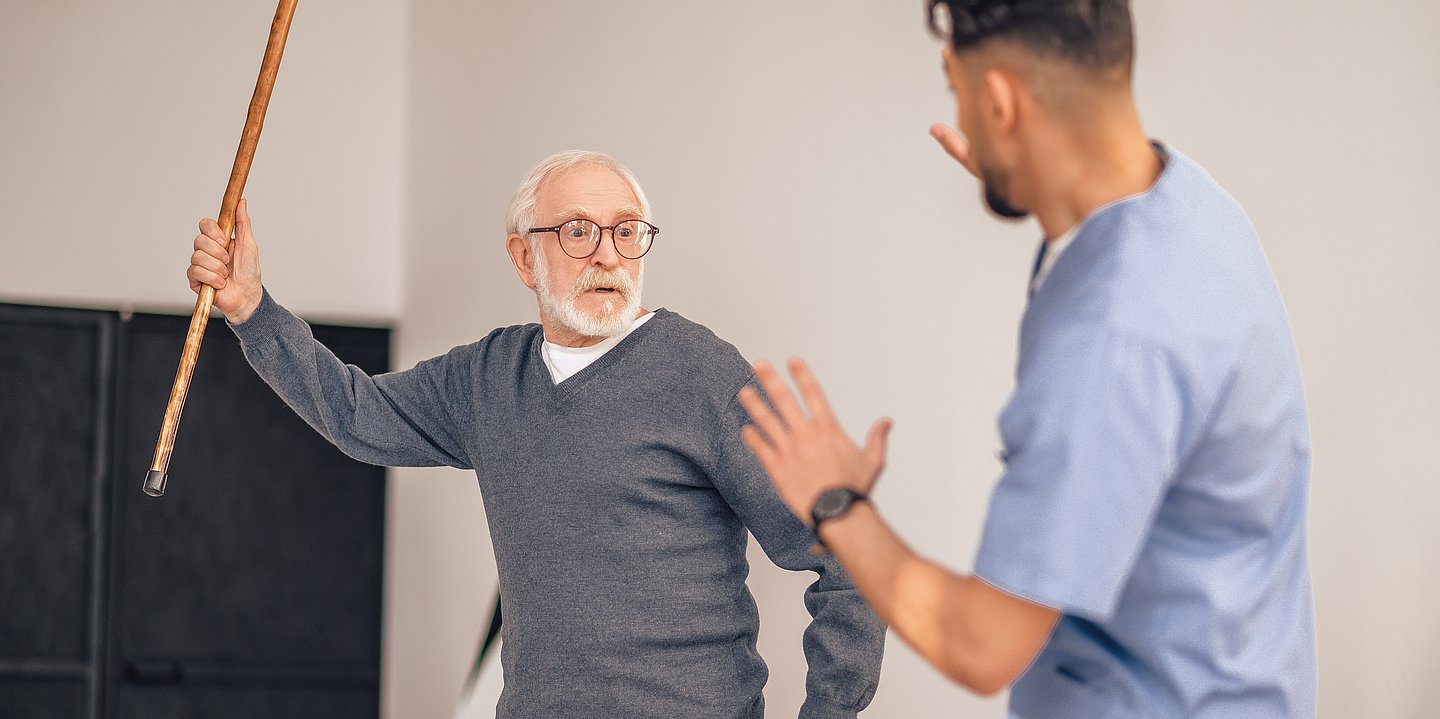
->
[[590, 228, 623, 268]]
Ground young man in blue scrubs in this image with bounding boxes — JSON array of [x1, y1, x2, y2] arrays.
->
[[738, 1, 1316, 716]]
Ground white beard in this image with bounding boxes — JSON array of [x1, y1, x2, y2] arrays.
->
[[533, 258, 644, 339]]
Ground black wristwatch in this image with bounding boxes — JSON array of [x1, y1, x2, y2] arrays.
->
[[809, 487, 867, 553]]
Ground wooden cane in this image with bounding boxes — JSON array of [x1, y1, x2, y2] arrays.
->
[[144, 0, 300, 497]]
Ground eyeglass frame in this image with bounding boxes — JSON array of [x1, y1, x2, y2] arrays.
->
[[524, 218, 660, 260]]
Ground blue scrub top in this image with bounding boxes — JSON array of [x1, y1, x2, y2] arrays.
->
[[973, 145, 1317, 718]]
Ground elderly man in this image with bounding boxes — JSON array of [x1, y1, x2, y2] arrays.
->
[[185, 150, 885, 718], [740, 1, 1315, 718]]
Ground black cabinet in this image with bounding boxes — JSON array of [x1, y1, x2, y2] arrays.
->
[[0, 304, 388, 719]]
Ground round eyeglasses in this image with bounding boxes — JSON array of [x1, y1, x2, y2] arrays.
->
[[525, 218, 659, 260]]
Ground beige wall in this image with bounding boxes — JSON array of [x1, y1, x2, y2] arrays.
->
[[0, 0, 408, 321], [4, 1, 1437, 717]]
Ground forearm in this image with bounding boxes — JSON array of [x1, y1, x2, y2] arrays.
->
[[709, 401, 885, 717], [795, 567, 886, 718], [715, 491, 885, 715], [819, 502, 1053, 695], [229, 289, 471, 468]]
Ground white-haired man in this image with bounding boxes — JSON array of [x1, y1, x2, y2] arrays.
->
[[185, 150, 886, 719]]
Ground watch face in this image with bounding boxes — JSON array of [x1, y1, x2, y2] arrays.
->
[[814, 488, 857, 521]]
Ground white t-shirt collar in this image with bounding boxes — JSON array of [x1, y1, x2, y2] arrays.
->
[[1030, 227, 1078, 295], [1031, 144, 1171, 296], [541, 311, 655, 384]]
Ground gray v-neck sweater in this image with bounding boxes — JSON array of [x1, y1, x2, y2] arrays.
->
[[229, 290, 885, 719]]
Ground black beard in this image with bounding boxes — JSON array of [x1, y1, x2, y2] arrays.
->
[[976, 157, 1028, 220], [983, 183, 1029, 220]]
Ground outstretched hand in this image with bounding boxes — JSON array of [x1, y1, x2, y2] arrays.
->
[[929, 123, 981, 179], [737, 358, 892, 523]]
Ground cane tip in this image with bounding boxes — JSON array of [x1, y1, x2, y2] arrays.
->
[[143, 470, 168, 497]]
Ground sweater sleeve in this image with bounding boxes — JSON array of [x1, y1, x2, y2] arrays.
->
[[708, 380, 886, 719], [227, 288, 473, 469]]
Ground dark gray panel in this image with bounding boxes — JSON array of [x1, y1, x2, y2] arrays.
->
[[0, 315, 99, 661], [111, 683, 376, 719], [0, 677, 88, 719], [111, 314, 387, 669]]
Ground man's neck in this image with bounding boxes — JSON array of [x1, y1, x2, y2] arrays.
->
[[1027, 119, 1162, 242]]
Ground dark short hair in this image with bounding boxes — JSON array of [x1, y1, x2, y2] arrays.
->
[[928, 0, 1134, 75]]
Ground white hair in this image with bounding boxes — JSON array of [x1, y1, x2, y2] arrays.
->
[[505, 150, 653, 239]]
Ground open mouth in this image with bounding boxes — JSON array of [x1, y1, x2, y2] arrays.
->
[[592, 287, 617, 294]]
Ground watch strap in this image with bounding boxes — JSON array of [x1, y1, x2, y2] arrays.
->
[[809, 487, 867, 553]]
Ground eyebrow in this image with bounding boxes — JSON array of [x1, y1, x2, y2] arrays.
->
[[552, 204, 647, 223], [612, 204, 645, 221]]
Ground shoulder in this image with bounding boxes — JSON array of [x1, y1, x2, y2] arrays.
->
[[420, 322, 542, 372], [648, 309, 751, 368], [1120, 147, 1257, 251], [1023, 148, 1288, 412], [479, 321, 544, 350], [1039, 148, 1275, 340], [637, 309, 754, 394]]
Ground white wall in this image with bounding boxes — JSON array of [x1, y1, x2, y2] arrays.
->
[[396, 1, 1440, 718], [0, 0, 407, 321], [4, 1, 1437, 718]]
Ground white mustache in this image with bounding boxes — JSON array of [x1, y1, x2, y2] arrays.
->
[[569, 268, 636, 298]]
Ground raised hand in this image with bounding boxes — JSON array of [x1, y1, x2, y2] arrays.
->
[[187, 198, 264, 324], [929, 123, 981, 179], [737, 358, 893, 523]]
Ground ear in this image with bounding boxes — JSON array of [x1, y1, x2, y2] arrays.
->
[[981, 67, 1020, 135], [506, 233, 537, 290]]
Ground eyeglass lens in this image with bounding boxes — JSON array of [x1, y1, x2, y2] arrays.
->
[[557, 219, 654, 259]]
